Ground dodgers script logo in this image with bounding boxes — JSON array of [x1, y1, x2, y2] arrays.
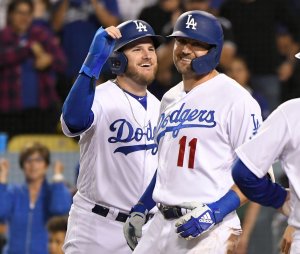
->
[[156, 103, 216, 143], [133, 21, 147, 32], [186, 14, 197, 30], [108, 119, 157, 155]]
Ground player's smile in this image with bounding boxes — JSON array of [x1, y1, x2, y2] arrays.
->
[[174, 37, 210, 73], [178, 56, 192, 64], [138, 62, 154, 71], [174, 53, 194, 73]]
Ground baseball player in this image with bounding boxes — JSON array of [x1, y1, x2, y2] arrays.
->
[[232, 53, 300, 254], [61, 20, 163, 253], [123, 11, 263, 253]]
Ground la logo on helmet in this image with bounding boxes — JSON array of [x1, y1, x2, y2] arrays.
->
[[134, 21, 148, 32], [186, 15, 197, 30]]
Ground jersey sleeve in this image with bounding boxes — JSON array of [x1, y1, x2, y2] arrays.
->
[[61, 94, 103, 137], [228, 95, 263, 150], [236, 108, 291, 178]]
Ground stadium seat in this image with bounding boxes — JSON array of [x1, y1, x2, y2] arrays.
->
[[7, 134, 79, 153]]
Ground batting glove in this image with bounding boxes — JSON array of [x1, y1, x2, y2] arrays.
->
[[175, 202, 216, 240], [79, 27, 115, 79], [123, 203, 147, 250]]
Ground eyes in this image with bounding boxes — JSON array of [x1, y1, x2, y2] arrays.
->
[[132, 46, 155, 52], [175, 38, 212, 50]]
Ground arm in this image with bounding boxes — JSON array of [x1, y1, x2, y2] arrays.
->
[[208, 185, 248, 223], [131, 170, 157, 214], [280, 225, 295, 254], [30, 31, 67, 72], [123, 170, 157, 250], [62, 26, 120, 133], [0, 41, 31, 68], [232, 158, 287, 209], [0, 159, 13, 220], [40, 32, 67, 73], [48, 183, 72, 215], [90, 0, 119, 27], [48, 161, 72, 215], [51, 0, 69, 32], [236, 202, 261, 254], [175, 185, 246, 240]]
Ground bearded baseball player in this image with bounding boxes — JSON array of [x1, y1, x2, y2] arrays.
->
[[61, 20, 163, 254], [123, 10, 265, 253], [232, 53, 300, 254]]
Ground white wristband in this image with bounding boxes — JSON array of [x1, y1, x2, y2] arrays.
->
[[52, 173, 64, 182]]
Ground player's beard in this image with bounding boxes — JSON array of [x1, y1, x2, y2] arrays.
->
[[174, 54, 194, 76], [125, 64, 158, 87]]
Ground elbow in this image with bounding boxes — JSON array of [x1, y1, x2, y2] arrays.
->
[[49, 198, 72, 215], [232, 159, 248, 187], [0, 208, 9, 221], [62, 102, 83, 130]]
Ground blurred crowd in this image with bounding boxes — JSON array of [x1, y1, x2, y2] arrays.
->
[[0, 0, 300, 253], [0, 0, 299, 138]]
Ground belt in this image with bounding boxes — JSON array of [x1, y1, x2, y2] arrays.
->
[[92, 204, 154, 223], [158, 204, 184, 219]]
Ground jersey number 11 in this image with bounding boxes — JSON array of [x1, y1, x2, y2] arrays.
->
[[177, 136, 197, 169]]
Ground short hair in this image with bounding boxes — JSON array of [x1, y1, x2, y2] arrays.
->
[[19, 142, 50, 169], [47, 216, 68, 233], [7, 0, 34, 15]]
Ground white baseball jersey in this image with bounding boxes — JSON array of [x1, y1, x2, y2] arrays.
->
[[152, 73, 262, 223], [61, 80, 160, 212], [236, 98, 300, 230]]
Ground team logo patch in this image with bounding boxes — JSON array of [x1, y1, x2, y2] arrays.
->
[[251, 114, 260, 136], [186, 15, 197, 30], [133, 21, 147, 32]]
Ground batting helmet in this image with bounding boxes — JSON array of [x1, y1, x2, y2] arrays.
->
[[109, 20, 164, 75], [169, 10, 223, 75]]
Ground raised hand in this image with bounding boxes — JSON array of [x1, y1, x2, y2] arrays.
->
[[52, 160, 64, 182], [0, 159, 10, 183], [79, 26, 121, 79]]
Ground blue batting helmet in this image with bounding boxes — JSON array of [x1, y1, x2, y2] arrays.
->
[[109, 20, 164, 75], [169, 10, 223, 75]]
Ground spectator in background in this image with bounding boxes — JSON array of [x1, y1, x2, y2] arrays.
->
[[149, 0, 237, 100], [276, 29, 300, 102], [0, 0, 67, 137], [0, 142, 72, 254], [32, 0, 53, 32], [138, 0, 182, 100], [227, 56, 270, 120], [220, 0, 300, 111], [182, 0, 237, 73], [47, 216, 68, 254], [209, 0, 225, 16], [139, 0, 181, 37], [51, 0, 120, 100], [117, 0, 156, 21], [0, 224, 6, 254], [0, 0, 9, 29]]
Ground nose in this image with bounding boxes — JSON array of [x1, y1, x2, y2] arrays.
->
[[142, 49, 151, 59], [181, 43, 192, 54]]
